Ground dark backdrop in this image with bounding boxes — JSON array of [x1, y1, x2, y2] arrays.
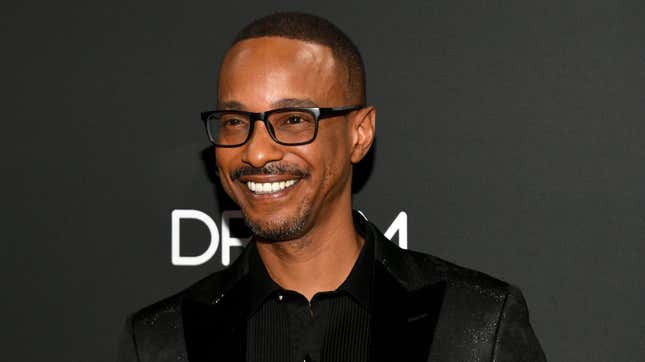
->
[[3, 1, 644, 361]]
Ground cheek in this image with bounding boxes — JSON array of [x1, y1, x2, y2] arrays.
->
[[214, 150, 239, 189], [215, 148, 238, 172], [314, 128, 353, 185], [318, 121, 352, 151]]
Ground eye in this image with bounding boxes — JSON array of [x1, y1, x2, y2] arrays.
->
[[285, 115, 304, 124], [270, 111, 314, 129], [222, 117, 245, 127]]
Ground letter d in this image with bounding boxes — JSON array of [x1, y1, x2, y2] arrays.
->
[[171, 209, 219, 266]]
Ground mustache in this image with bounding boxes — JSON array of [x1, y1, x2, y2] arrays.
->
[[231, 163, 309, 180]]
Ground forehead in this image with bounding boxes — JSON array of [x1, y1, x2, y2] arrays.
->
[[217, 36, 347, 109]]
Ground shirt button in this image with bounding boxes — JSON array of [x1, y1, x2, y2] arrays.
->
[[277, 293, 284, 301]]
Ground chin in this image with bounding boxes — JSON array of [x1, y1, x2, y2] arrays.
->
[[241, 203, 312, 242]]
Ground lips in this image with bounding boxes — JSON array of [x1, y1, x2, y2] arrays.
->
[[246, 179, 298, 194], [232, 164, 308, 196]]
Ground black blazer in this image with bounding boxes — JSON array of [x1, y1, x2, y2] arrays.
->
[[118, 217, 546, 362]]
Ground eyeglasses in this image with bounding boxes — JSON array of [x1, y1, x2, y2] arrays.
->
[[200, 105, 364, 147]]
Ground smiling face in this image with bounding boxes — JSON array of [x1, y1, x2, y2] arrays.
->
[[215, 36, 373, 241]]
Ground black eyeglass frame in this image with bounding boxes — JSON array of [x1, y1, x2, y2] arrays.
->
[[200, 105, 364, 147]]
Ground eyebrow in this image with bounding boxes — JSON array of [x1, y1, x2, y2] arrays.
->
[[271, 98, 319, 108], [217, 98, 319, 111], [217, 100, 245, 110]]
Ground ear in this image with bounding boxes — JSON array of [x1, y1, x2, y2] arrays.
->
[[350, 106, 376, 163]]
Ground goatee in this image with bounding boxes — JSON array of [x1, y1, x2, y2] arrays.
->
[[241, 202, 311, 241]]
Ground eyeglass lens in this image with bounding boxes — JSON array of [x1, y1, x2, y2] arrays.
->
[[207, 110, 317, 145]]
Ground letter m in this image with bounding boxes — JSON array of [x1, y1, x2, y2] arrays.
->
[[383, 211, 408, 249]]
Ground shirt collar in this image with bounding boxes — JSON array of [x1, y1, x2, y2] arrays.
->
[[246, 241, 282, 315], [246, 210, 375, 315]]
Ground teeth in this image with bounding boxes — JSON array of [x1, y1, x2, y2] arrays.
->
[[247, 179, 298, 194]]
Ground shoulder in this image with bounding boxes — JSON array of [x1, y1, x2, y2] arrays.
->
[[377, 238, 526, 335], [121, 267, 236, 362], [411, 248, 511, 295], [400, 247, 519, 324], [363, 212, 513, 303], [379, 238, 514, 302], [130, 266, 235, 323], [384, 245, 546, 360], [128, 241, 251, 337]]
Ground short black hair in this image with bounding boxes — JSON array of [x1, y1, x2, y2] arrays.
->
[[232, 12, 366, 104]]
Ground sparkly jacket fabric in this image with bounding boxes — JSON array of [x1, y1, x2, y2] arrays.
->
[[118, 214, 546, 362]]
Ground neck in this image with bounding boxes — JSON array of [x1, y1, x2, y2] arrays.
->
[[255, 206, 363, 301]]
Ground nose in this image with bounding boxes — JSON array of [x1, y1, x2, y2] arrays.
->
[[241, 121, 285, 168]]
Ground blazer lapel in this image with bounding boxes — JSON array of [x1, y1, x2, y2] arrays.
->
[[371, 262, 446, 362], [181, 247, 253, 362], [371, 233, 447, 362], [182, 280, 248, 362]]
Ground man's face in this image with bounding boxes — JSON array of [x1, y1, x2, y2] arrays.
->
[[215, 36, 364, 241]]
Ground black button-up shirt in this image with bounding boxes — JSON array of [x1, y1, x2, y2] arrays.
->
[[245, 223, 374, 362]]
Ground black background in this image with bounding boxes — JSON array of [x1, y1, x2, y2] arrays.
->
[[3, 1, 644, 361]]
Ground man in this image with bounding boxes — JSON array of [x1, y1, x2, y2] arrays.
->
[[119, 12, 546, 362]]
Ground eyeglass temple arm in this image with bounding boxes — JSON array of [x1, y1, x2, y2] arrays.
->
[[319, 104, 365, 117]]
